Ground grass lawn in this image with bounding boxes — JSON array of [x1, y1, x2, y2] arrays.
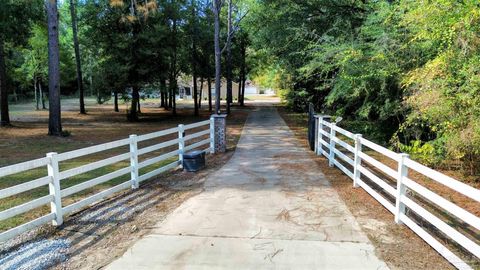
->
[[0, 97, 250, 232]]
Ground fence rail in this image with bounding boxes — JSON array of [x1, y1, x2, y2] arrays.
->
[[0, 118, 215, 243], [315, 115, 480, 270]]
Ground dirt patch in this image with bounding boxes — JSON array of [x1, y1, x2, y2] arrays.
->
[[277, 106, 456, 270]]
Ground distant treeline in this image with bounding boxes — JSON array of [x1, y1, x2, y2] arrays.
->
[[0, 0, 250, 127]]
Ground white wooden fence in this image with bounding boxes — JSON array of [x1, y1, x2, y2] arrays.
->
[[0, 118, 214, 243], [315, 115, 480, 270]]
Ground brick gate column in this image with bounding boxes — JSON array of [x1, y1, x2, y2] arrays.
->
[[211, 114, 227, 153]]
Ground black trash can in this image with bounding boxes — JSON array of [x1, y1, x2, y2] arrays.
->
[[182, 150, 206, 172]]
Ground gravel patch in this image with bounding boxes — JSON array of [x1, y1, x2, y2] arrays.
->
[[76, 189, 149, 224], [0, 228, 46, 254], [0, 239, 69, 270]]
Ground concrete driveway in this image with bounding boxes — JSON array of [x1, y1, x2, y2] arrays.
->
[[106, 105, 388, 269]]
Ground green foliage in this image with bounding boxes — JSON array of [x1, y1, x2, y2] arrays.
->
[[341, 120, 394, 146], [399, 140, 439, 167], [1, 0, 44, 103], [398, 0, 480, 172], [3, 1, 79, 101], [0, 0, 44, 44], [16, 25, 48, 86], [248, 0, 480, 176], [253, 64, 286, 93]]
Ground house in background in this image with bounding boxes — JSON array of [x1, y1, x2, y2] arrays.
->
[[244, 81, 259, 95], [178, 85, 192, 99], [178, 77, 270, 101]]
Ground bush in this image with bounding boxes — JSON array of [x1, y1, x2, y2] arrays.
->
[[341, 120, 397, 146], [285, 90, 309, 112], [398, 140, 440, 167]]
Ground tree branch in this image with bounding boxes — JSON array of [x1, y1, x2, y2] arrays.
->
[[221, 8, 249, 54]]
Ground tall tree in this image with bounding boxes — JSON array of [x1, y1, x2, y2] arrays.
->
[[0, 1, 42, 126], [190, 0, 199, 116], [218, 0, 248, 113], [87, 0, 158, 121], [207, 77, 212, 111], [198, 77, 203, 108], [128, 1, 141, 121], [225, 0, 233, 114], [47, 0, 62, 135], [69, 0, 86, 114], [238, 30, 248, 106], [212, 0, 223, 114], [196, 1, 215, 113], [168, 3, 179, 116], [18, 24, 48, 110], [0, 36, 8, 126]]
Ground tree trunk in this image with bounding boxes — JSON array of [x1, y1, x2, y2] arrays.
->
[[172, 85, 176, 115], [129, 86, 139, 121], [12, 88, 17, 102], [213, 0, 222, 114], [169, 76, 176, 115], [160, 79, 166, 108], [70, 0, 86, 114], [34, 78, 39, 110], [240, 43, 247, 106], [137, 98, 141, 114], [47, 0, 63, 136], [208, 77, 212, 112], [39, 80, 46, 109], [193, 76, 198, 116], [0, 38, 10, 126], [160, 90, 165, 108], [168, 86, 172, 109], [226, 0, 233, 114], [170, 15, 178, 116], [96, 81, 101, 104], [191, 1, 199, 116], [241, 76, 246, 106], [199, 77, 204, 109], [114, 91, 119, 112], [89, 75, 93, 97], [237, 77, 242, 105]]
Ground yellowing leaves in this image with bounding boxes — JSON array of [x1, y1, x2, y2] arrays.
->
[[110, 0, 157, 23], [403, 53, 449, 91], [109, 0, 124, 8]]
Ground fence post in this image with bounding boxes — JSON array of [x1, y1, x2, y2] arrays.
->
[[129, 135, 139, 189], [178, 124, 185, 168], [395, 153, 409, 224], [353, 134, 363, 188], [317, 116, 324, 156], [328, 122, 336, 167], [210, 117, 215, 154], [46, 152, 63, 226]]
